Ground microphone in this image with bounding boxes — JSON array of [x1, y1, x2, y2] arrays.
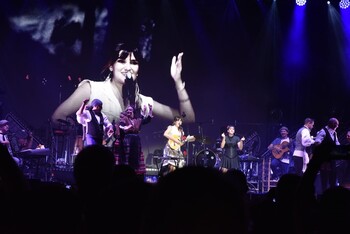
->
[[181, 112, 186, 118], [126, 71, 132, 79], [85, 105, 93, 111]]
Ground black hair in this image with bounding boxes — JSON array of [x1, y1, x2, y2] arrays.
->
[[100, 42, 142, 80], [226, 125, 235, 131], [304, 118, 314, 125], [173, 116, 183, 124]]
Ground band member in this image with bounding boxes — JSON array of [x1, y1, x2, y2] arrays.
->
[[18, 131, 34, 151], [161, 116, 194, 175], [339, 130, 350, 188], [220, 125, 245, 173], [0, 119, 21, 166], [292, 118, 315, 176], [116, 104, 153, 176], [76, 98, 114, 146], [314, 117, 340, 192], [267, 126, 294, 181]]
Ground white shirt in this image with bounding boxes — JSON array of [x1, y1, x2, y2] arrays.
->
[[76, 109, 112, 134], [314, 127, 340, 145]]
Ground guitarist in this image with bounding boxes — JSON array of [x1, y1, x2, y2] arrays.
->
[[161, 116, 188, 175], [267, 126, 294, 181]]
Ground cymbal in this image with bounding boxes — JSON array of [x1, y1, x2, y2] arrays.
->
[[194, 135, 211, 144]]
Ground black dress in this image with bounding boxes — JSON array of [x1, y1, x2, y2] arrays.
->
[[221, 135, 241, 170]]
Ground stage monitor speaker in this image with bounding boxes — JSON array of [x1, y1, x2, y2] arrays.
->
[[50, 167, 75, 185]]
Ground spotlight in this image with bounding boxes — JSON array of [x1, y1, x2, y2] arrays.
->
[[327, 1, 330, 4], [340, 0, 350, 9], [296, 0, 306, 6]]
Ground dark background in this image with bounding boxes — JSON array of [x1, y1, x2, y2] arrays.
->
[[1, 0, 350, 161]]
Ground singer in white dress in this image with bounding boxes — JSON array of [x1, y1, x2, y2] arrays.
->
[[51, 43, 195, 126]]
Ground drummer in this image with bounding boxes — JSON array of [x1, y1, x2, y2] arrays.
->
[[220, 125, 245, 173]]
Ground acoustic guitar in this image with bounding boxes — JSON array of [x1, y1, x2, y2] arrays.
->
[[271, 141, 290, 159], [168, 135, 195, 151]]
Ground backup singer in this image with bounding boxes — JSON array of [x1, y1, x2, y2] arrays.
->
[[314, 117, 340, 192], [220, 125, 245, 173], [76, 98, 114, 146], [116, 104, 153, 176], [292, 118, 315, 176]]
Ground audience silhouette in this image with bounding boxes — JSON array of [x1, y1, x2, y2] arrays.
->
[[1, 140, 350, 233], [142, 166, 248, 234]]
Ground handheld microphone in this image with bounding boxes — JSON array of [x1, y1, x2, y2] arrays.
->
[[85, 105, 92, 111]]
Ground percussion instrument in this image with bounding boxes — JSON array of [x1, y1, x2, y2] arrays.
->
[[195, 149, 221, 168]]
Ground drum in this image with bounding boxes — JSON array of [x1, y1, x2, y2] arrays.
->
[[195, 149, 221, 168]]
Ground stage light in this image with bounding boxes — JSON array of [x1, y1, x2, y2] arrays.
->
[[296, 0, 306, 6], [340, 0, 350, 9], [327, 1, 330, 4]]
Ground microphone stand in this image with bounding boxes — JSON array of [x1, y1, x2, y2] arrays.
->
[[198, 122, 204, 150], [195, 119, 215, 167], [197, 120, 212, 150], [184, 124, 192, 166]]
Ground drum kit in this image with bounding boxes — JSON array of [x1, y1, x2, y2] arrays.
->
[[192, 131, 260, 182], [194, 148, 221, 169], [192, 134, 222, 169]]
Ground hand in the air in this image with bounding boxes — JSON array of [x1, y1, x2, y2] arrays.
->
[[148, 104, 154, 117], [170, 52, 183, 82], [83, 99, 89, 105]]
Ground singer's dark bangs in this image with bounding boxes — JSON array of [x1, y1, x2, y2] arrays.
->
[[227, 125, 235, 130], [173, 116, 183, 122], [100, 42, 141, 79], [118, 50, 130, 60], [115, 43, 141, 61]]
